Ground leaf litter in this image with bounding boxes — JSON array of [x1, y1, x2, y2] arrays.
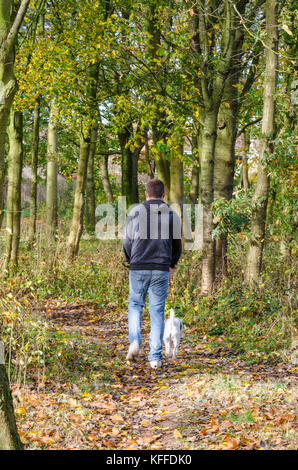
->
[[14, 300, 297, 450]]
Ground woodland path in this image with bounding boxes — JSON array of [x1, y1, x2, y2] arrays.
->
[[14, 301, 297, 450]]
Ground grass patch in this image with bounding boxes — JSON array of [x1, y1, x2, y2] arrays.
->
[[228, 410, 255, 424]]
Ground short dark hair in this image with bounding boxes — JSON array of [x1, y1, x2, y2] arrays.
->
[[146, 179, 165, 198]]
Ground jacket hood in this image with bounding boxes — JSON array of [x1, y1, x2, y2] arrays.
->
[[144, 200, 170, 214]]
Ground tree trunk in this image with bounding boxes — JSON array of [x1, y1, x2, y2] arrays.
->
[[67, 63, 99, 257], [146, 1, 170, 199], [3, 110, 23, 273], [132, 148, 139, 204], [0, 104, 13, 230], [189, 0, 242, 294], [85, 123, 98, 234], [46, 100, 58, 243], [242, 131, 250, 193], [0, 364, 23, 450], [119, 126, 139, 208], [245, 0, 278, 288], [28, 97, 40, 245], [279, 185, 292, 261], [145, 135, 154, 179], [214, 77, 238, 275], [100, 154, 113, 203], [0, 0, 29, 450], [152, 127, 170, 201], [214, 91, 237, 202], [149, 126, 171, 201], [67, 131, 90, 257], [213, 7, 247, 275], [189, 164, 199, 205], [155, 152, 170, 200], [199, 111, 218, 295], [280, 235, 290, 260], [0, 1, 22, 229], [189, 132, 201, 205], [169, 145, 184, 207]]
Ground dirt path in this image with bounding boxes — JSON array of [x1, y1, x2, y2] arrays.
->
[[14, 301, 297, 450]]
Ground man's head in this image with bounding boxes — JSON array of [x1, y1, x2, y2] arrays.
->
[[145, 179, 165, 200]]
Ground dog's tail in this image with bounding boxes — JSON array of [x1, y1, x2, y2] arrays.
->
[[169, 308, 175, 326]]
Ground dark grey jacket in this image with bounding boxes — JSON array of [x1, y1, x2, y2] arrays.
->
[[123, 199, 182, 271]]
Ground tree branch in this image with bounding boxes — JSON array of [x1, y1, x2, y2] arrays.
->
[[96, 149, 121, 156], [7, 0, 30, 51], [240, 44, 262, 99], [238, 117, 262, 136]]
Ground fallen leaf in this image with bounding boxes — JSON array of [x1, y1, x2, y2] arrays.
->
[[220, 438, 239, 450], [88, 433, 100, 441], [173, 429, 183, 439], [68, 413, 81, 424], [15, 407, 27, 417], [140, 419, 152, 427], [111, 427, 120, 437], [111, 414, 124, 424]]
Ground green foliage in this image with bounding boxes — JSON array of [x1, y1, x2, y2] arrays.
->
[[0, 292, 115, 389], [0, 295, 69, 383], [212, 190, 251, 240], [182, 280, 294, 363]]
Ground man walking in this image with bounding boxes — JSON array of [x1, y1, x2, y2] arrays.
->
[[123, 179, 182, 369]]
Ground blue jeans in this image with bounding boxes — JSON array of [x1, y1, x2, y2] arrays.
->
[[128, 270, 170, 362]]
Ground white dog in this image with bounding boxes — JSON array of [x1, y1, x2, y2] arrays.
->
[[163, 308, 183, 358]]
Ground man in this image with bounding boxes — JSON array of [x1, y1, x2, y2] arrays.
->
[[123, 179, 182, 369]]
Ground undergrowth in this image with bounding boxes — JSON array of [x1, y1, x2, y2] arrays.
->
[[0, 226, 296, 375]]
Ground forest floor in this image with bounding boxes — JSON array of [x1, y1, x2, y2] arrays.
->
[[12, 299, 297, 451]]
